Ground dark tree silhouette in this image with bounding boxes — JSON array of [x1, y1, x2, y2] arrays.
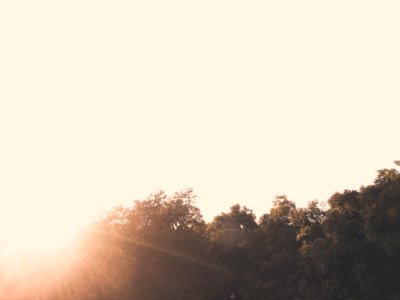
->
[[15, 162, 400, 300]]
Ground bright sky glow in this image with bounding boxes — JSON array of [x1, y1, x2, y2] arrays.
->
[[0, 1, 399, 251]]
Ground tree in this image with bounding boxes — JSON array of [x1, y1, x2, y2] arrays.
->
[[358, 168, 400, 299], [248, 196, 299, 300], [207, 204, 258, 299], [42, 163, 400, 300]]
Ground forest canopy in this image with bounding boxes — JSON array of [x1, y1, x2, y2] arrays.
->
[[1, 163, 400, 300]]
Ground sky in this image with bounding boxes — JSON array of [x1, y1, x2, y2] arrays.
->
[[0, 1, 399, 231]]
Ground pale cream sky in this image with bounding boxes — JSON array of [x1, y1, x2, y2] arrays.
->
[[0, 1, 399, 235]]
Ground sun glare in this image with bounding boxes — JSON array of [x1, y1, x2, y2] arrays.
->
[[0, 208, 86, 255], [2, 225, 75, 254]]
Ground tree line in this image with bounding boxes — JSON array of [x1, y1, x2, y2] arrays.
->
[[26, 164, 400, 299]]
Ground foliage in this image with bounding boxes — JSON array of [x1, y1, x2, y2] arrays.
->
[[30, 163, 400, 299]]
